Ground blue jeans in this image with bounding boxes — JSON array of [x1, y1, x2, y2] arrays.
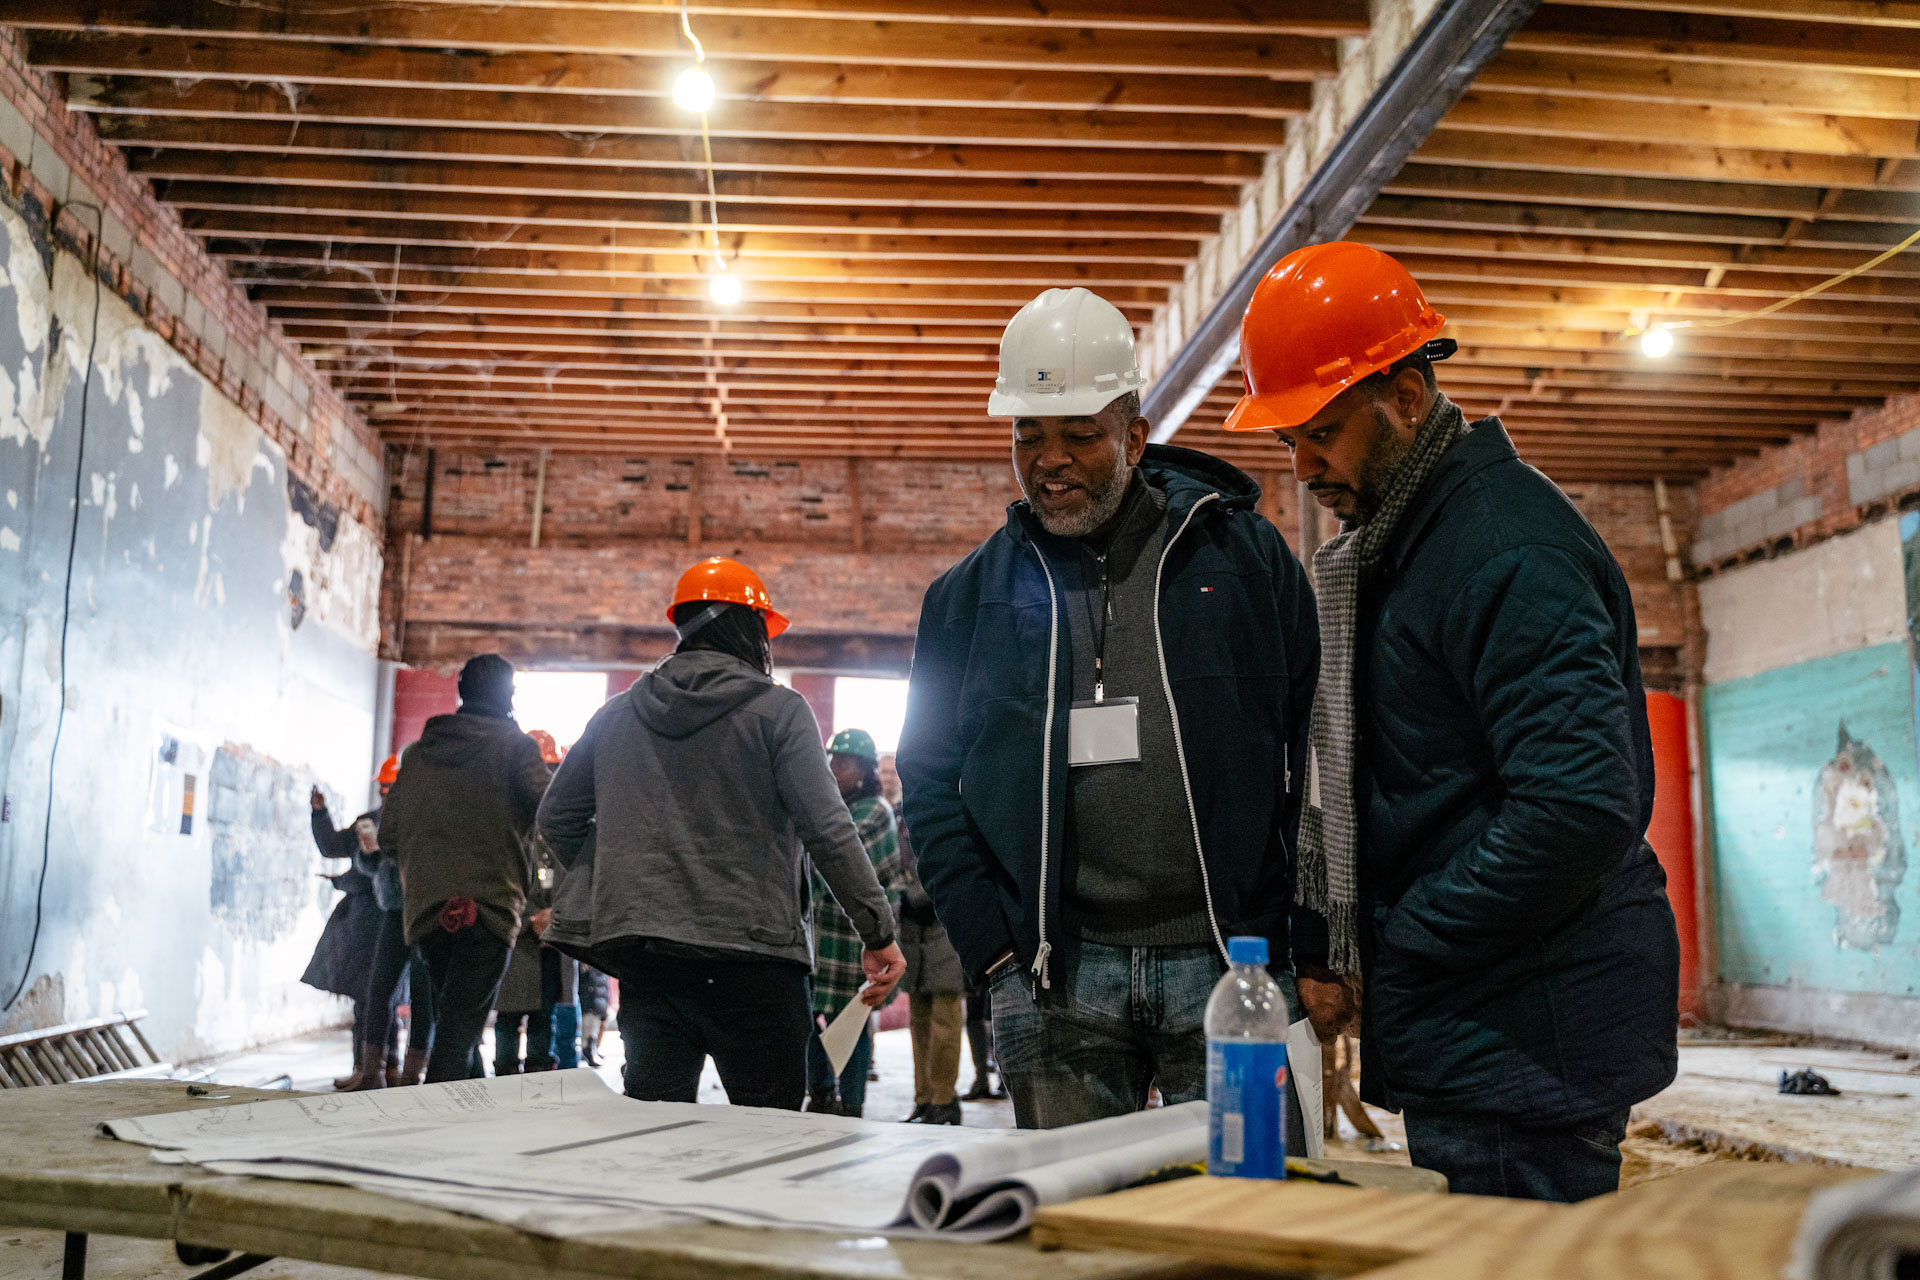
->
[[805, 1023, 873, 1113], [990, 940, 1307, 1146], [1402, 1107, 1631, 1202]]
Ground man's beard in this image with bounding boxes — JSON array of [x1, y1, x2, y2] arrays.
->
[[1345, 404, 1415, 527], [1030, 460, 1130, 538]]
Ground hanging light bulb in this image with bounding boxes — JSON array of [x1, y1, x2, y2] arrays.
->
[[709, 270, 742, 305], [673, 65, 715, 113], [1640, 325, 1674, 358]]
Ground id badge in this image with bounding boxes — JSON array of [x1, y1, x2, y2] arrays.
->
[[1068, 697, 1141, 767]]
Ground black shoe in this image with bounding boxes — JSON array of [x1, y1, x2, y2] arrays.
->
[[960, 1078, 994, 1101], [922, 1101, 963, 1126], [840, 1102, 863, 1119], [806, 1089, 840, 1115], [903, 1103, 931, 1123]]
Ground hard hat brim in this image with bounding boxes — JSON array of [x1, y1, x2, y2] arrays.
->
[[764, 608, 791, 638], [988, 385, 1138, 420], [1223, 385, 1346, 433]]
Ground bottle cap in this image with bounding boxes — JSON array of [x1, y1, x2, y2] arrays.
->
[[1227, 935, 1268, 966]]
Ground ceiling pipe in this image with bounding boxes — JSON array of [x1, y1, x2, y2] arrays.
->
[[1145, 0, 1542, 444]]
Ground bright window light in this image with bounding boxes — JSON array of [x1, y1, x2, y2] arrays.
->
[[513, 671, 610, 751], [833, 677, 910, 755]]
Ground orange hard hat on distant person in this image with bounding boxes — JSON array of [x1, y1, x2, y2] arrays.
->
[[375, 754, 400, 785], [1224, 242, 1450, 433], [527, 729, 561, 765], [668, 556, 790, 637]]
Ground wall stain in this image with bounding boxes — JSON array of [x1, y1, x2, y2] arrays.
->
[[206, 742, 320, 942], [1813, 723, 1907, 951]]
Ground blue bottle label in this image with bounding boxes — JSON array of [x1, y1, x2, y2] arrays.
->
[[1207, 1039, 1288, 1179]]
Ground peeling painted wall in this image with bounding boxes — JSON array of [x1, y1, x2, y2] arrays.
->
[[1699, 517, 1920, 1048], [0, 196, 384, 1061]]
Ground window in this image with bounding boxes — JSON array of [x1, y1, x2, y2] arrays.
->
[[832, 677, 910, 754], [512, 671, 610, 750]]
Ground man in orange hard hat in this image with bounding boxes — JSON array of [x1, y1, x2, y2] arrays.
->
[[538, 558, 903, 1109], [1228, 242, 1678, 1201]]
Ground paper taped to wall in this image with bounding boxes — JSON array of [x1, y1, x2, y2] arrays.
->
[[104, 1069, 1210, 1241]]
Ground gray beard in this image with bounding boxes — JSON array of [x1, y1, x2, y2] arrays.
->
[[1031, 464, 1130, 538]]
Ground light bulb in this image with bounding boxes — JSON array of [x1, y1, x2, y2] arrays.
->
[[1640, 326, 1674, 358], [673, 66, 715, 113], [709, 271, 742, 305]]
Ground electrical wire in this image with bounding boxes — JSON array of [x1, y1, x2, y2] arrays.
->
[[1625, 225, 1920, 339], [3, 202, 104, 1012], [681, 0, 728, 276]]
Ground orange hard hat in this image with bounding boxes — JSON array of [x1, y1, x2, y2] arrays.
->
[[668, 556, 790, 637], [375, 754, 400, 785], [1224, 242, 1448, 433], [527, 729, 561, 765]]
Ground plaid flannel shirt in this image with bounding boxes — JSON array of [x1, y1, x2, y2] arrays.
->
[[809, 794, 901, 1017]]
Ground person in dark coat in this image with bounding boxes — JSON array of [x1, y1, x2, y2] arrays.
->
[[880, 752, 968, 1124], [379, 654, 553, 1084], [1228, 242, 1680, 1202], [303, 770, 391, 1091], [898, 289, 1318, 1132]]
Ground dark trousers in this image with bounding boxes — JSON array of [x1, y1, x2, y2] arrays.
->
[[805, 1022, 873, 1112], [496, 950, 564, 1073], [611, 950, 812, 1110], [363, 909, 435, 1056], [1402, 1107, 1632, 1202], [964, 987, 993, 1080], [348, 995, 400, 1062], [416, 924, 513, 1084]]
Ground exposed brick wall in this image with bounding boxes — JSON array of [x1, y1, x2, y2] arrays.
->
[[0, 28, 382, 534], [1693, 393, 1920, 571], [384, 442, 1691, 678]]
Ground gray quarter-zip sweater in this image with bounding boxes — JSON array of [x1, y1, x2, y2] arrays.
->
[[1053, 473, 1209, 946], [536, 648, 895, 971]]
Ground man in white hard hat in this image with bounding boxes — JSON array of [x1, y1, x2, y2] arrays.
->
[[898, 287, 1321, 1130]]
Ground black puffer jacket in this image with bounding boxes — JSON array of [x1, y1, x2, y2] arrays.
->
[[1354, 417, 1679, 1124], [898, 445, 1319, 989]]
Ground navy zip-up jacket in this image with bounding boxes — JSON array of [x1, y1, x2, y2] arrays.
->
[[898, 445, 1319, 990], [1356, 418, 1680, 1123]]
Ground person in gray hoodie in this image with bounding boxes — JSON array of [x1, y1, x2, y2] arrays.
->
[[537, 557, 904, 1110]]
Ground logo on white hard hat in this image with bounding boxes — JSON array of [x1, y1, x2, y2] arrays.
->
[[1026, 368, 1065, 393]]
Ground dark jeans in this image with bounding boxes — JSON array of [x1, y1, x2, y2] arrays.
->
[[1402, 1106, 1632, 1202], [496, 949, 566, 1073], [805, 1022, 873, 1112], [495, 1008, 554, 1073], [611, 949, 812, 1109], [416, 924, 513, 1084], [991, 939, 1307, 1153], [348, 994, 400, 1061], [363, 909, 435, 1057]]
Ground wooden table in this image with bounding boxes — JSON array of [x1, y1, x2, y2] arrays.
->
[[0, 1080, 1283, 1280]]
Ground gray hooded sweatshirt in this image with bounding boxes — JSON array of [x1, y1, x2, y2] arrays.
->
[[536, 649, 895, 971]]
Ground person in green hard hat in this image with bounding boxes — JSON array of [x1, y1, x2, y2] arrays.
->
[[804, 728, 903, 1117]]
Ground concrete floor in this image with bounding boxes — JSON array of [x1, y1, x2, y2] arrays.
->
[[6, 1026, 1914, 1277]]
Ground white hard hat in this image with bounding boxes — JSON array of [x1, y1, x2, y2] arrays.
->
[[987, 287, 1143, 419]]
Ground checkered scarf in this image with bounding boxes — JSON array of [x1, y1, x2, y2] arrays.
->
[[1298, 394, 1467, 975]]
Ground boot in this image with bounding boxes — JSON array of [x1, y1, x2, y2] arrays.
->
[[346, 1044, 387, 1090], [332, 1063, 362, 1091], [399, 1048, 428, 1087], [385, 1047, 401, 1087], [805, 1088, 839, 1115], [960, 1077, 994, 1102], [902, 1103, 930, 1123], [919, 1100, 963, 1126]]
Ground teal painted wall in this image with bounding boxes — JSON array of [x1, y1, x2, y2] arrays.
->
[[1706, 642, 1920, 996]]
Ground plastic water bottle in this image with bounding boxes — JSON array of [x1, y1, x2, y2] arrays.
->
[[1206, 935, 1289, 1179]]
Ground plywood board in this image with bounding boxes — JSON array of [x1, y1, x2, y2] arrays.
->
[[1361, 1160, 1878, 1280], [1032, 1177, 1561, 1276]]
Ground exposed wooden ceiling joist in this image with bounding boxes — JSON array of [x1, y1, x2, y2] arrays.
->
[[13, 0, 1916, 484]]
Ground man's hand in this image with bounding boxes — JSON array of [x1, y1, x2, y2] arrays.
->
[[1297, 966, 1361, 1040], [529, 908, 553, 937], [860, 942, 907, 1006], [309, 786, 326, 812]]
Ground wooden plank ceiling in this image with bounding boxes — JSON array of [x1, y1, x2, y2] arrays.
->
[[13, 0, 1920, 484]]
